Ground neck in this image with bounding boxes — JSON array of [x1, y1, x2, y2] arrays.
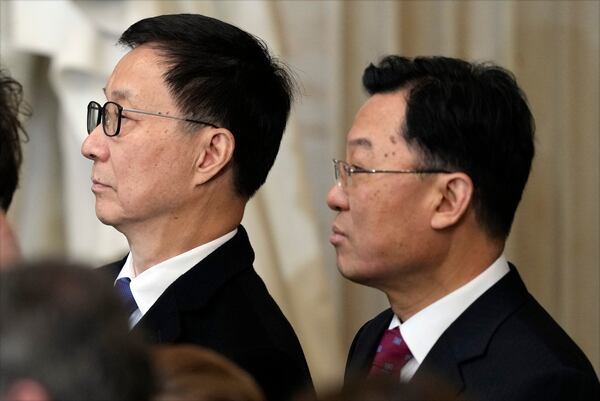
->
[[119, 198, 245, 276], [384, 231, 504, 322]]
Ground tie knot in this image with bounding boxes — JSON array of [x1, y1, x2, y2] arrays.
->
[[114, 277, 139, 316], [369, 327, 413, 377]]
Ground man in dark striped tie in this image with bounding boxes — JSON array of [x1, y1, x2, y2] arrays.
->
[[82, 14, 313, 401]]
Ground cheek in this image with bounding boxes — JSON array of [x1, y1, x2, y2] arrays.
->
[[350, 183, 419, 251], [112, 145, 171, 196], [352, 185, 399, 228], [349, 192, 393, 250]]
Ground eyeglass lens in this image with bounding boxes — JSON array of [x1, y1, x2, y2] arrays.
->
[[87, 101, 121, 137], [103, 102, 120, 136], [87, 102, 101, 134], [334, 160, 349, 187]]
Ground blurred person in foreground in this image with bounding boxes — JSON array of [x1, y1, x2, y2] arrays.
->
[[327, 55, 599, 400], [152, 344, 264, 401], [82, 13, 312, 401], [0, 69, 29, 269], [294, 374, 460, 401], [0, 260, 152, 401]]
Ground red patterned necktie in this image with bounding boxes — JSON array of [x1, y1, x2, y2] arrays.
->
[[369, 327, 413, 377]]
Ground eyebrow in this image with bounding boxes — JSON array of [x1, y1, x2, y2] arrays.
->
[[102, 88, 133, 102], [348, 137, 373, 149]]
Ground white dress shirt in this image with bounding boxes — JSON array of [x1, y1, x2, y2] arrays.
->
[[116, 229, 237, 328], [390, 255, 510, 381]]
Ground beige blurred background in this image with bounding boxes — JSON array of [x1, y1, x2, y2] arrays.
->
[[1, 0, 598, 389]]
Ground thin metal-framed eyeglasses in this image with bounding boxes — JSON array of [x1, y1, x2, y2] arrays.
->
[[87, 100, 219, 137], [333, 159, 451, 188]]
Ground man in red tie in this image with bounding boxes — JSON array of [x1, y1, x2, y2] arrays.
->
[[327, 55, 599, 400]]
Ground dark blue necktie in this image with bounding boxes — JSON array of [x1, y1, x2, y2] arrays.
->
[[114, 277, 139, 315]]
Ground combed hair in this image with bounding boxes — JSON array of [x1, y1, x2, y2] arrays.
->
[[363, 56, 535, 239], [119, 14, 296, 198]]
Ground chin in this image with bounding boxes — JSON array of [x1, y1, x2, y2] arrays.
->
[[337, 251, 393, 289], [337, 258, 375, 285], [95, 205, 122, 228], [97, 214, 117, 227]]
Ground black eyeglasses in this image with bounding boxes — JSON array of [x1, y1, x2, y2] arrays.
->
[[333, 159, 451, 188], [87, 100, 218, 137]]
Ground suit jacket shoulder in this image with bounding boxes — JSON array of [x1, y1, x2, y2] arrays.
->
[[344, 265, 599, 401], [414, 264, 599, 401], [97, 256, 126, 278], [102, 226, 313, 401]]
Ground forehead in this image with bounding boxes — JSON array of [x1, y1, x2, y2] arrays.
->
[[105, 45, 171, 107], [346, 90, 409, 156]]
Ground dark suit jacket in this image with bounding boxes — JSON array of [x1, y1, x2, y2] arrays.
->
[[345, 265, 599, 401], [100, 225, 313, 401]]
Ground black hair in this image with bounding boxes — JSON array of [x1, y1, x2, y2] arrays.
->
[[119, 14, 296, 198], [363, 56, 535, 239], [0, 260, 153, 400], [0, 69, 29, 210]]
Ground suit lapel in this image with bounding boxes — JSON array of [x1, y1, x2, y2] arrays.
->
[[134, 287, 181, 342], [413, 264, 530, 395], [133, 226, 255, 344], [345, 308, 393, 381]]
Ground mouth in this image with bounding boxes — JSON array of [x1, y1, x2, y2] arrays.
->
[[91, 178, 112, 193], [329, 224, 346, 246]]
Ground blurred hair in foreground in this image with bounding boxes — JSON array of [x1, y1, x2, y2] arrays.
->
[[152, 344, 265, 401], [0, 260, 153, 401]]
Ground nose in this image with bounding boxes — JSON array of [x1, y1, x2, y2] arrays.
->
[[81, 124, 109, 161], [326, 182, 349, 212]]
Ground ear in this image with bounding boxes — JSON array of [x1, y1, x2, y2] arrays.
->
[[430, 173, 473, 230], [193, 128, 235, 186]]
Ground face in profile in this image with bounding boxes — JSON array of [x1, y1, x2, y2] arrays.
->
[[327, 90, 441, 288], [81, 45, 209, 231]]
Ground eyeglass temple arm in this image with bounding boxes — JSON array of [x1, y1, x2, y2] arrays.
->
[[122, 107, 217, 128]]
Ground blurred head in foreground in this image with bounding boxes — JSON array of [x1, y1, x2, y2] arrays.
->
[[0, 260, 153, 401], [0, 68, 29, 269], [152, 344, 265, 401], [295, 374, 461, 401]]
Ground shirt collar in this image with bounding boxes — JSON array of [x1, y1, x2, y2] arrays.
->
[[389, 255, 510, 364], [116, 229, 237, 316]]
